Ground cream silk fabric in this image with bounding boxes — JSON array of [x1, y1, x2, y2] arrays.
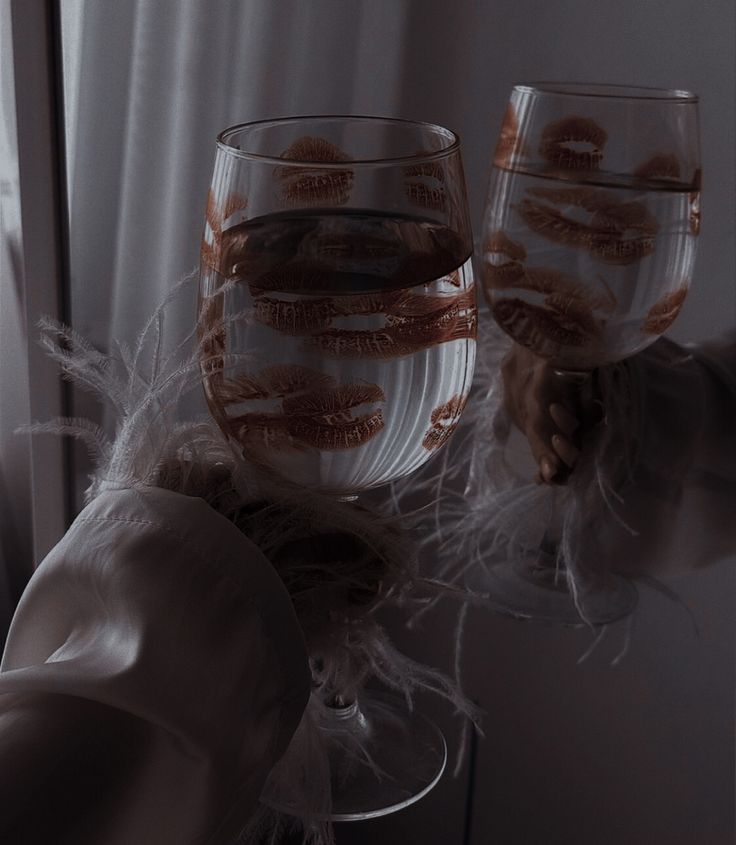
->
[[0, 486, 310, 843]]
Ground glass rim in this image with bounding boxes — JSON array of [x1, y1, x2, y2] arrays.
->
[[516, 81, 699, 103], [215, 114, 462, 167]]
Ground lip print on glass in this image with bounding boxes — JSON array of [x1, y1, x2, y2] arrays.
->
[[422, 393, 469, 451], [493, 103, 525, 169], [517, 188, 660, 265], [641, 282, 689, 334], [224, 370, 387, 453], [403, 151, 448, 212], [305, 288, 476, 359], [275, 136, 354, 207], [539, 115, 608, 172], [634, 152, 682, 181]]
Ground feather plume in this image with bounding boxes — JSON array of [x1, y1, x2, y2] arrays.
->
[[28, 271, 479, 845]]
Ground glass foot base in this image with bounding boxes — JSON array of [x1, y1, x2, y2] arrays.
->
[[264, 690, 446, 822], [482, 551, 638, 626]]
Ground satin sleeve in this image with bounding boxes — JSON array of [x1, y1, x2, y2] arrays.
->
[[0, 486, 310, 844]]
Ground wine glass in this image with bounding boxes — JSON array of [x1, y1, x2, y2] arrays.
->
[[480, 83, 701, 625], [197, 116, 476, 817]]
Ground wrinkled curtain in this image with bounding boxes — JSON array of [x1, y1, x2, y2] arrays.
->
[[64, 0, 412, 363]]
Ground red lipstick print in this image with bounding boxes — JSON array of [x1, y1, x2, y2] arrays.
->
[[484, 230, 527, 262], [542, 292, 600, 336], [517, 198, 595, 249], [205, 188, 222, 236], [422, 393, 468, 451], [492, 296, 599, 357], [404, 151, 447, 212], [493, 103, 523, 169], [482, 230, 527, 291], [250, 289, 452, 336], [514, 267, 617, 313], [223, 192, 249, 220], [633, 153, 681, 181], [224, 368, 386, 452], [289, 410, 385, 451], [518, 190, 658, 266], [281, 384, 385, 415], [586, 232, 656, 265], [201, 236, 220, 273], [305, 289, 476, 359], [539, 116, 607, 171], [275, 136, 354, 206], [216, 365, 335, 404], [253, 296, 337, 334], [641, 284, 688, 334]]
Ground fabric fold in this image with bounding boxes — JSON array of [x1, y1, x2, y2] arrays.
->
[[0, 486, 310, 844]]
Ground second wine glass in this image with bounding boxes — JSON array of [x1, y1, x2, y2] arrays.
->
[[480, 83, 701, 624]]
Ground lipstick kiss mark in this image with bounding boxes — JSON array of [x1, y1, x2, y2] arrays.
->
[[288, 410, 385, 450], [422, 393, 468, 451], [517, 198, 596, 249], [633, 153, 681, 182], [251, 288, 455, 336], [281, 384, 386, 415], [205, 188, 222, 236], [484, 230, 527, 261], [641, 284, 688, 334], [492, 296, 599, 357], [202, 190, 249, 273], [517, 189, 659, 266], [493, 103, 524, 168], [482, 230, 527, 291], [307, 288, 476, 359], [403, 151, 447, 212], [539, 116, 607, 172], [201, 236, 220, 273], [217, 365, 334, 404], [519, 267, 616, 313], [224, 367, 386, 451], [275, 136, 354, 206], [306, 292, 476, 359], [253, 296, 337, 334], [542, 292, 600, 336], [223, 192, 249, 220]]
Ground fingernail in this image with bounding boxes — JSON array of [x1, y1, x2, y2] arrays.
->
[[549, 402, 579, 436], [540, 455, 557, 483], [552, 434, 580, 467]]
